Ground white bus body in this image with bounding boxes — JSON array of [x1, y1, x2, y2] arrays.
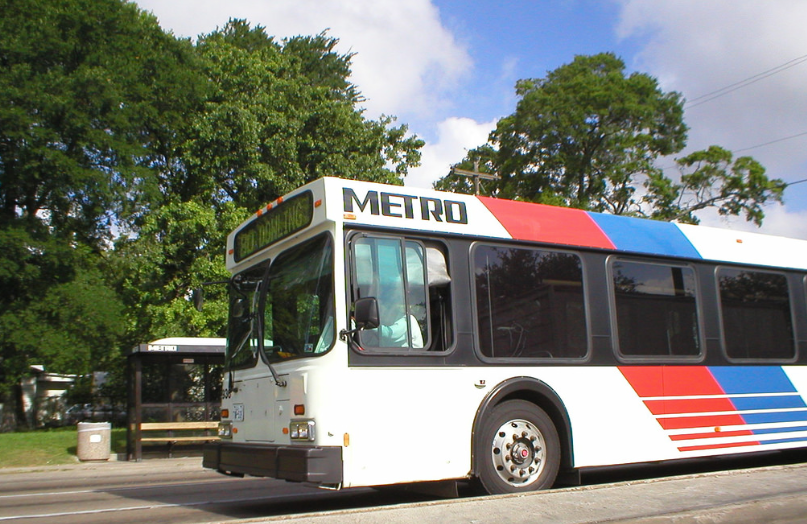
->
[[203, 177, 807, 494]]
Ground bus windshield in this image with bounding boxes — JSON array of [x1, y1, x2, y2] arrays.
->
[[260, 234, 334, 361], [226, 234, 334, 370]]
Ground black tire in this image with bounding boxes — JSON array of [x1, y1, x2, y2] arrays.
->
[[475, 400, 560, 494]]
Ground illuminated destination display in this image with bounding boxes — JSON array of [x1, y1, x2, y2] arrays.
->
[[233, 192, 313, 262]]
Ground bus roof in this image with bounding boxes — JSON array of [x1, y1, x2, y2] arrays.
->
[[226, 177, 807, 272]]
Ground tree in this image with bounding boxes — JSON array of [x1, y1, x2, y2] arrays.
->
[[115, 20, 426, 342], [1, 2, 425, 429], [437, 53, 784, 225], [0, 0, 200, 425], [644, 146, 784, 225], [186, 21, 423, 212]]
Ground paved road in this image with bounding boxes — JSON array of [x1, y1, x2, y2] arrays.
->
[[1, 453, 807, 523], [0, 459, 434, 524]]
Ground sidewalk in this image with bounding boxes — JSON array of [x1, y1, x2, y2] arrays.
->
[[228, 462, 807, 524]]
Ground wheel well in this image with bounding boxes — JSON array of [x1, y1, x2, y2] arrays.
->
[[472, 378, 575, 476]]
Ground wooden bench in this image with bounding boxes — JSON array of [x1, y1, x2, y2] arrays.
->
[[137, 421, 220, 459]]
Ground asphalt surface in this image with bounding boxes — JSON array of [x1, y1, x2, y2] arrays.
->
[[2, 456, 807, 523]]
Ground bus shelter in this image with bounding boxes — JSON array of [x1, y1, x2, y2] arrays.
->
[[127, 338, 225, 460]]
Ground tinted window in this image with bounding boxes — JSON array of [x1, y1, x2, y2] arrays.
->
[[474, 245, 586, 359], [718, 268, 794, 360], [612, 260, 700, 357], [261, 234, 334, 359]]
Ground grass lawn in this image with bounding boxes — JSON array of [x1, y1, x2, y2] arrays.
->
[[0, 427, 127, 468]]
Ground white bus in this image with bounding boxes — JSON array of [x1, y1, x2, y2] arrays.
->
[[203, 177, 807, 494]]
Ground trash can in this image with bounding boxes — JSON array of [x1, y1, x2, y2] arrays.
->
[[76, 421, 111, 461]]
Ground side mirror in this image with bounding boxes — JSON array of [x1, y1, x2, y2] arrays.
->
[[353, 297, 380, 330], [192, 288, 204, 311], [231, 297, 248, 318]]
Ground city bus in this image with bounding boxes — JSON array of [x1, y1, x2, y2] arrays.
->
[[202, 176, 807, 495]]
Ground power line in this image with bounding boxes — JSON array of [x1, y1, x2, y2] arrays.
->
[[685, 53, 807, 109], [784, 177, 807, 187], [733, 129, 807, 153], [655, 129, 807, 176]]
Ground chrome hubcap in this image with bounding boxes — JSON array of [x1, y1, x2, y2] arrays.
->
[[490, 418, 546, 486]]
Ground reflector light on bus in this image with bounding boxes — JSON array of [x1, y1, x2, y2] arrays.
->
[[221, 409, 229, 418], [294, 404, 305, 416]]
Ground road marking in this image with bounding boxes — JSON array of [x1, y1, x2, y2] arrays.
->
[[0, 478, 268, 499], [0, 490, 340, 521]]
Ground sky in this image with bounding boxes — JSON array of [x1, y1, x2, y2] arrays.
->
[[133, 0, 807, 239]]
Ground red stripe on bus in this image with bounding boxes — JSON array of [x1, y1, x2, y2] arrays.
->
[[477, 196, 615, 249], [662, 367, 726, 397], [677, 440, 760, 452], [619, 366, 663, 397], [669, 429, 754, 441], [657, 413, 747, 430], [643, 397, 739, 416]]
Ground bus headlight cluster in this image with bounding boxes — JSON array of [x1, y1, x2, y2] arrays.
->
[[289, 420, 316, 441], [218, 421, 233, 439]]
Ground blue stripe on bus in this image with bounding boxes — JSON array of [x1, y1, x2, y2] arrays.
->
[[730, 395, 807, 411], [742, 410, 807, 425], [753, 425, 807, 435], [760, 436, 807, 445], [709, 366, 799, 395], [587, 213, 702, 258]]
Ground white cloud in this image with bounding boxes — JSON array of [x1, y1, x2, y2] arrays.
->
[[405, 117, 496, 189], [616, 0, 807, 239], [695, 203, 807, 241], [616, 0, 807, 177], [135, 0, 471, 120]]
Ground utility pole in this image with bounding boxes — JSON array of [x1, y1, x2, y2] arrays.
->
[[449, 160, 499, 195]]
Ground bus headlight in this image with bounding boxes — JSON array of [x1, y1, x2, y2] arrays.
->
[[218, 421, 233, 439], [289, 420, 316, 441]]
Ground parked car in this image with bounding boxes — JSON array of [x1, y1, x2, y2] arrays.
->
[[65, 404, 92, 425], [65, 403, 126, 426]]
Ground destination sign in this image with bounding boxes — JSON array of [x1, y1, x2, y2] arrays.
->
[[233, 191, 313, 262]]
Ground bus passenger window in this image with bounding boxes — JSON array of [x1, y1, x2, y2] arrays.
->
[[351, 236, 453, 352], [718, 268, 794, 360], [473, 245, 587, 359], [611, 260, 700, 357]]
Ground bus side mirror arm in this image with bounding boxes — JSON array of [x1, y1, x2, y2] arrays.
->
[[192, 280, 230, 312]]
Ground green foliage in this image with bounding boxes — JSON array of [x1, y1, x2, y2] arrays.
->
[[113, 200, 239, 340], [0, 0, 198, 401], [0, 2, 424, 422], [186, 21, 422, 212], [645, 146, 785, 225], [437, 53, 782, 225], [0, 228, 125, 392], [494, 53, 687, 211]]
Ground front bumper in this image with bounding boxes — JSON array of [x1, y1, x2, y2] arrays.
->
[[202, 441, 343, 485]]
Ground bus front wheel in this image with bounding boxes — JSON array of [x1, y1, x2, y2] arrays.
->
[[476, 400, 560, 494]]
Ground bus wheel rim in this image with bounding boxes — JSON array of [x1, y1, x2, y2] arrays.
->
[[490, 418, 546, 487]]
